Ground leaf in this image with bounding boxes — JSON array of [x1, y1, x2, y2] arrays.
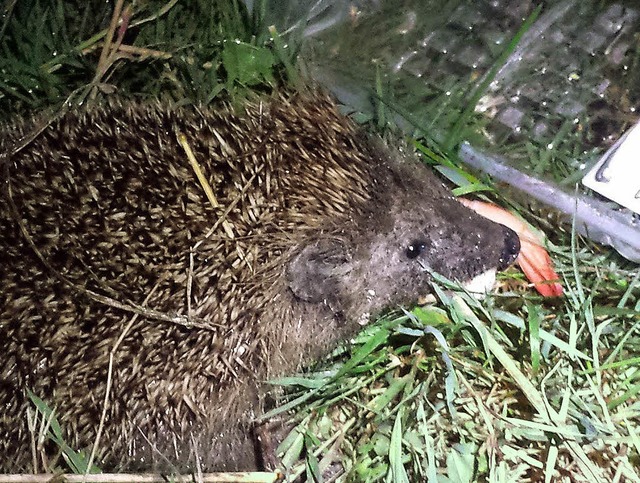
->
[[388, 408, 410, 483], [222, 40, 275, 88], [27, 390, 101, 474], [446, 443, 476, 483]]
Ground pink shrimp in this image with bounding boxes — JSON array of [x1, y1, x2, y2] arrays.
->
[[460, 198, 563, 297]]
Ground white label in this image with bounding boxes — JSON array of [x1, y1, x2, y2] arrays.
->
[[583, 121, 640, 215]]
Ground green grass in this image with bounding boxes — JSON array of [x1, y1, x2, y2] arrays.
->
[[3, 0, 639, 481], [0, 0, 288, 118]]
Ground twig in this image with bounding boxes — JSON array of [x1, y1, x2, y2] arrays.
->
[[82, 43, 172, 60], [84, 284, 161, 479], [41, 0, 180, 74], [177, 131, 234, 239], [90, 0, 133, 99], [96, 0, 124, 73], [177, 131, 254, 273]]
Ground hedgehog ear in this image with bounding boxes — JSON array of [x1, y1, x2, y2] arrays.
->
[[287, 239, 351, 304]]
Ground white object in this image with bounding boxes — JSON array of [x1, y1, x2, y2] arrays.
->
[[583, 121, 640, 216]]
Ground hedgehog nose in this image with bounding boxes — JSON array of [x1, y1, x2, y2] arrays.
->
[[498, 227, 520, 269]]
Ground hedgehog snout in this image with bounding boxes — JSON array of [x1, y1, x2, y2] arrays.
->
[[498, 226, 520, 270]]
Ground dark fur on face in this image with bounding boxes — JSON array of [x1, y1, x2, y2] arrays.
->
[[0, 92, 518, 471]]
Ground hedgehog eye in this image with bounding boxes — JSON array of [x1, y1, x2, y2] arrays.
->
[[406, 240, 427, 259]]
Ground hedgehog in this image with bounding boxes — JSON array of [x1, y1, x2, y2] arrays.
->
[[0, 91, 520, 472]]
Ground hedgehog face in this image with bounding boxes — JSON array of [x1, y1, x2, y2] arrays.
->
[[354, 195, 520, 307], [286, 161, 520, 321]]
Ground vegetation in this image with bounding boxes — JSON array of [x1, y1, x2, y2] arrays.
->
[[0, 0, 288, 118]]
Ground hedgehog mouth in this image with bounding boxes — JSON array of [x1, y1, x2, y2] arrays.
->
[[461, 268, 497, 297], [417, 268, 497, 305]]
